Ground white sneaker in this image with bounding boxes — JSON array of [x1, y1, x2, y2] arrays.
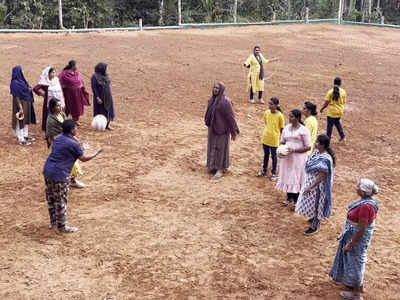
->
[[70, 179, 85, 188], [249, 99, 255, 104], [258, 98, 265, 104]]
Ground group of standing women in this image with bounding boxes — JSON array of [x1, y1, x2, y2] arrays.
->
[[204, 46, 378, 300], [10, 61, 115, 187]]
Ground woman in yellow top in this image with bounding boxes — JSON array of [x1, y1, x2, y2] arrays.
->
[[303, 102, 318, 155], [320, 77, 346, 141], [46, 98, 85, 188], [244, 46, 278, 104], [256, 98, 285, 181]]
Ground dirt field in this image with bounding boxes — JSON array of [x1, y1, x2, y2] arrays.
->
[[0, 24, 399, 300]]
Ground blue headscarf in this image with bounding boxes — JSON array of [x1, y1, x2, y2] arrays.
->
[[10, 66, 34, 102]]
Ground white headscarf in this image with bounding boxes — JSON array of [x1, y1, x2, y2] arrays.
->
[[359, 178, 379, 197], [38, 66, 65, 108]]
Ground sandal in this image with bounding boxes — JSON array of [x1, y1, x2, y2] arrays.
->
[[24, 136, 36, 142], [280, 199, 291, 207], [18, 140, 31, 146], [56, 225, 79, 234], [256, 170, 266, 177]]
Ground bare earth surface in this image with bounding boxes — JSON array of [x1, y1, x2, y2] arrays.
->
[[0, 24, 399, 299]]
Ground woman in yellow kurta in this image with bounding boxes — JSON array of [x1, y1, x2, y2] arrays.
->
[[320, 77, 346, 141], [303, 102, 318, 155], [256, 97, 284, 181], [244, 46, 278, 104]]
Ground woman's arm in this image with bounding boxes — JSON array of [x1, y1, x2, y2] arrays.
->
[[33, 84, 45, 97], [320, 100, 329, 113], [78, 148, 104, 162], [304, 171, 326, 193], [343, 221, 369, 252], [243, 55, 252, 67]]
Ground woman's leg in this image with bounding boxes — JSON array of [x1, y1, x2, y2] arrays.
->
[[326, 117, 334, 138], [258, 91, 264, 103], [249, 89, 255, 103], [15, 121, 24, 143], [270, 146, 278, 175], [45, 178, 56, 228], [262, 144, 270, 173], [334, 118, 345, 140]]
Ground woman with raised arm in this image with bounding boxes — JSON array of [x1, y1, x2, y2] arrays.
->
[[243, 46, 278, 104]]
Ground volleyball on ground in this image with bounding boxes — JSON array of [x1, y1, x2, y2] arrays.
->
[[91, 114, 107, 131]]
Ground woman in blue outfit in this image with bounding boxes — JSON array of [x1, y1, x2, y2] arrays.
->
[[91, 62, 115, 130], [329, 178, 379, 300], [10, 66, 36, 145]]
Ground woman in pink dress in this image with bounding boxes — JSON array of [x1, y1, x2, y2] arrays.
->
[[58, 60, 90, 125], [276, 109, 311, 208]]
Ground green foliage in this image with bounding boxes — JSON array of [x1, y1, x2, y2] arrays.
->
[[0, 0, 399, 29], [0, 0, 7, 27]]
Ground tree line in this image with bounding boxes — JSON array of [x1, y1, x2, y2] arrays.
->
[[0, 0, 398, 29]]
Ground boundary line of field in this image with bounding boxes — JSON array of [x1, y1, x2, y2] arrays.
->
[[0, 19, 398, 34]]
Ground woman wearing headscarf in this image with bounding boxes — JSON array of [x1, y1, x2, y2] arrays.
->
[[244, 46, 278, 104], [329, 179, 379, 300], [295, 135, 335, 235], [58, 60, 90, 125], [91, 62, 115, 130], [34, 66, 65, 131], [205, 82, 239, 180], [276, 109, 311, 207], [46, 98, 85, 188], [10, 66, 36, 145]]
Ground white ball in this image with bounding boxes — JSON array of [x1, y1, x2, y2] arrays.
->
[[277, 144, 289, 156], [91, 114, 107, 131]]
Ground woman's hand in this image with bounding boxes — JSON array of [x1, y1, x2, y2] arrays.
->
[[231, 135, 237, 141], [343, 243, 353, 252], [303, 187, 312, 194], [96, 148, 104, 155], [97, 97, 103, 104]]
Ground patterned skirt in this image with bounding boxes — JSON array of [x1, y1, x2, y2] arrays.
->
[[329, 220, 375, 287], [295, 170, 328, 221]]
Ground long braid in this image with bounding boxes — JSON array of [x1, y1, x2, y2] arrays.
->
[[326, 147, 336, 167]]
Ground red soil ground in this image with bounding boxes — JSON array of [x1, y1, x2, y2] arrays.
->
[[0, 24, 399, 299]]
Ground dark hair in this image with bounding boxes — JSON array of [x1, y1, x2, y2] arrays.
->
[[304, 101, 317, 116], [48, 98, 60, 114], [95, 62, 107, 76], [270, 97, 282, 112], [48, 67, 55, 76], [333, 77, 341, 101], [290, 109, 304, 125], [254, 45, 260, 52], [62, 119, 76, 134], [316, 134, 336, 167], [63, 60, 76, 71]]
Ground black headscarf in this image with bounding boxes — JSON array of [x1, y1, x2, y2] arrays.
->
[[94, 62, 112, 111], [254, 47, 264, 80], [205, 82, 226, 127]]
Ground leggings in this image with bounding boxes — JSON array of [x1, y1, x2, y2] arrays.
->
[[250, 89, 263, 100], [287, 193, 299, 203], [262, 144, 277, 175]]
